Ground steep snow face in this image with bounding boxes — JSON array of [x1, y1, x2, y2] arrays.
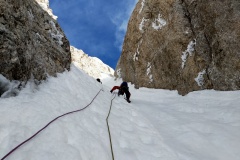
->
[[0, 65, 239, 160], [71, 46, 114, 79]]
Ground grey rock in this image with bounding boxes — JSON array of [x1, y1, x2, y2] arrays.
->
[[115, 0, 240, 95], [0, 0, 71, 83]]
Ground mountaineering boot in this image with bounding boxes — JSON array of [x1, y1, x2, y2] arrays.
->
[[126, 99, 131, 103]]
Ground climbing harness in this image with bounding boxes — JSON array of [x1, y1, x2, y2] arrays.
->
[[106, 93, 116, 160], [1, 89, 102, 160]]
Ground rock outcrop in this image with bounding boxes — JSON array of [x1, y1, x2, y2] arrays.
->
[[71, 46, 114, 79], [116, 0, 240, 95], [0, 0, 71, 82], [35, 0, 57, 20]]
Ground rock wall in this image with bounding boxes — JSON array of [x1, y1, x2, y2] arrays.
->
[[0, 0, 71, 82], [71, 46, 114, 79], [116, 0, 240, 95]]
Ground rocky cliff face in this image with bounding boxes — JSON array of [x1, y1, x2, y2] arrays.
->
[[116, 0, 240, 95], [0, 0, 71, 82], [71, 46, 114, 79]]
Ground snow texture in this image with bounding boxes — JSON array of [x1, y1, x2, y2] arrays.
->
[[116, 68, 121, 78], [139, 17, 147, 31], [195, 69, 206, 86], [181, 40, 196, 69], [0, 64, 240, 160], [152, 14, 167, 30], [139, 0, 145, 14], [133, 40, 142, 61], [133, 52, 138, 61], [0, 74, 20, 98], [146, 62, 153, 83]]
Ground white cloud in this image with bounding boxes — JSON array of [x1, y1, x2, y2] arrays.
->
[[109, 0, 138, 50]]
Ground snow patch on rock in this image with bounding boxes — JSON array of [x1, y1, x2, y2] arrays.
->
[[133, 40, 142, 61], [147, 62, 153, 83], [139, 0, 145, 14], [152, 14, 167, 30], [35, 0, 57, 19], [139, 17, 148, 31], [116, 68, 122, 78], [181, 40, 196, 69], [195, 69, 206, 86]]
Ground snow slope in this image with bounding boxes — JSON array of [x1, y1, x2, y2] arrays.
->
[[0, 64, 239, 160]]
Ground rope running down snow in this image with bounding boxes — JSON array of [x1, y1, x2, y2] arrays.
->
[[106, 93, 117, 160], [1, 89, 102, 160]]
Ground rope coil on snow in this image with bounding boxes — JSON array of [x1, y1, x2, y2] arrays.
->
[[1, 89, 102, 160], [106, 93, 116, 160]]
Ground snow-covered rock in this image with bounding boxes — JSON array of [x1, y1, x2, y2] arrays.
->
[[71, 46, 114, 79], [35, 0, 57, 19]]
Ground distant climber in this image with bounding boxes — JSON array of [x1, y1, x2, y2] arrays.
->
[[96, 78, 102, 84], [110, 82, 131, 103]]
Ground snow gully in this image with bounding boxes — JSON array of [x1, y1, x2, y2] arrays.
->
[[1, 89, 102, 160]]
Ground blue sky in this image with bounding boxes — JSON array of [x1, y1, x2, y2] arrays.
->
[[49, 0, 138, 69]]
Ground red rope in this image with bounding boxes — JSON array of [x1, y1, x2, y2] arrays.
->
[[1, 89, 102, 160]]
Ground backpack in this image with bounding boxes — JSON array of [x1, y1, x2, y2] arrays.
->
[[120, 82, 128, 92], [121, 82, 128, 87]]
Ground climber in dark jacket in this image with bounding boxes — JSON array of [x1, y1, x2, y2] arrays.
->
[[110, 82, 131, 103], [96, 78, 102, 84]]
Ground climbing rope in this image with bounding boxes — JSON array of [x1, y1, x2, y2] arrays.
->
[[1, 89, 102, 160], [106, 93, 116, 160]]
